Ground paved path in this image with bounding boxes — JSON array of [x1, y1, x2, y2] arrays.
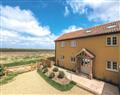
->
[[57, 67, 119, 95], [0, 70, 94, 95]]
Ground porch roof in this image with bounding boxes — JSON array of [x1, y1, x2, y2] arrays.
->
[[76, 48, 95, 59]]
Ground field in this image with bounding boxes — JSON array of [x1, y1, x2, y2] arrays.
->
[[0, 48, 55, 66]]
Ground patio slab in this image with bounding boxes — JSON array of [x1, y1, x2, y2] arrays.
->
[[57, 66, 119, 95]]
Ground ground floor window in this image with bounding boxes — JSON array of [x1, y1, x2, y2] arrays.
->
[[106, 61, 118, 72], [71, 56, 76, 63]]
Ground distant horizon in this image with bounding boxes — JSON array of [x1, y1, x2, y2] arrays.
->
[[0, 48, 55, 50]]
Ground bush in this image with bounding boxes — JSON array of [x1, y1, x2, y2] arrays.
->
[[42, 64, 48, 70], [49, 72, 55, 79], [53, 67, 58, 72], [57, 71, 65, 79], [0, 65, 5, 76], [42, 68, 48, 73], [47, 62, 51, 68]]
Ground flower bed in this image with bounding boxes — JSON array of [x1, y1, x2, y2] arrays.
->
[[37, 69, 76, 91], [37, 62, 76, 91]]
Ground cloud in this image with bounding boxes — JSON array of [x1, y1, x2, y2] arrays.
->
[[0, 5, 57, 49], [61, 25, 83, 34], [66, 0, 120, 22], [64, 6, 70, 16]]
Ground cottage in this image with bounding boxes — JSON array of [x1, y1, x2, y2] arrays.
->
[[55, 20, 120, 86]]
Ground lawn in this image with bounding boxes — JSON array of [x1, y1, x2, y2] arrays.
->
[[0, 72, 18, 85]]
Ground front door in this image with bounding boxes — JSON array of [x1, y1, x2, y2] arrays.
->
[[81, 61, 89, 74]]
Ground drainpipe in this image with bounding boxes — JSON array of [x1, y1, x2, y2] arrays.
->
[[118, 64, 120, 91]]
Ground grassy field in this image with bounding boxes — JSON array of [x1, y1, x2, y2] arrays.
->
[[0, 48, 55, 67]]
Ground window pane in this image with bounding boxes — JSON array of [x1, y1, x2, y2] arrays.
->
[[107, 37, 111, 45], [61, 41, 65, 47], [112, 37, 117, 45], [107, 61, 111, 69], [71, 40, 76, 47], [113, 62, 117, 70]]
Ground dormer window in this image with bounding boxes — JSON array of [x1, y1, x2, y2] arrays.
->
[[107, 24, 117, 29], [86, 30, 91, 33]]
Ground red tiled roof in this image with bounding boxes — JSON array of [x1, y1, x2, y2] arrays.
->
[[55, 20, 120, 41]]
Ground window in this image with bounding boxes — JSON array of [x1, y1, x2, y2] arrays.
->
[[112, 36, 117, 45], [107, 37, 111, 45], [107, 24, 117, 29], [61, 41, 65, 47], [71, 56, 76, 63], [106, 61, 118, 72], [60, 56, 64, 61], [86, 30, 92, 33], [106, 36, 117, 46], [70, 40, 76, 47]]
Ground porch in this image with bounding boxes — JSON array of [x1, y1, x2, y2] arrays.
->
[[75, 48, 95, 79]]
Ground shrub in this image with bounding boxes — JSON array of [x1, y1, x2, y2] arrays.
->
[[42, 68, 48, 73], [42, 64, 48, 70], [53, 67, 58, 72], [57, 71, 65, 79], [49, 72, 55, 79], [47, 62, 51, 68], [0, 65, 5, 76]]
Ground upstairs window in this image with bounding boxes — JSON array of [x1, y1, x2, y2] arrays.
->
[[106, 61, 118, 72], [70, 40, 77, 47], [106, 36, 117, 46], [61, 41, 65, 47], [113, 36, 117, 45], [107, 37, 111, 45]]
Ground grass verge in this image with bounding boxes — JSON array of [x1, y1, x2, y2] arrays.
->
[[4, 58, 41, 67], [37, 69, 76, 91], [0, 72, 18, 85]]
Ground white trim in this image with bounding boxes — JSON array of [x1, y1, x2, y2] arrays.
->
[[106, 36, 118, 46], [106, 61, 118, 72]]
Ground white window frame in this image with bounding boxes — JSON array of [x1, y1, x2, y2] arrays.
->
[[106, 61, 118, 72], [70, 40, 77, 47], [61, 41, 65, 47], [106, 36, 118, 46]]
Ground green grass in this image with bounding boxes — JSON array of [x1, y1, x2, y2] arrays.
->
[[0, 72, 18, 85], [37, 69, 76, 91], [4, 58, 41, 67]]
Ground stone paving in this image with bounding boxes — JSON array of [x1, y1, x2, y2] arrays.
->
[[0, 70, 94, 95], [57, 66, 120, 95]]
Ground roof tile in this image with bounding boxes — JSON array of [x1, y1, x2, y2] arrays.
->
[[55, 20, 120, 41]]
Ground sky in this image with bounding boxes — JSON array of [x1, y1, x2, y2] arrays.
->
[[0, 0, 120, 49]]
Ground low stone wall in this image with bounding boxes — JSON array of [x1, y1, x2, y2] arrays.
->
[[5, 64, 37, 74]]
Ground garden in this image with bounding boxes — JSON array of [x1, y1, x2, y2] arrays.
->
[[37, 61, 76, 91]]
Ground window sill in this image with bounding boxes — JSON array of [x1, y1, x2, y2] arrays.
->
[[106, 44, 118, 47], [106, 69, 118, 72]]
